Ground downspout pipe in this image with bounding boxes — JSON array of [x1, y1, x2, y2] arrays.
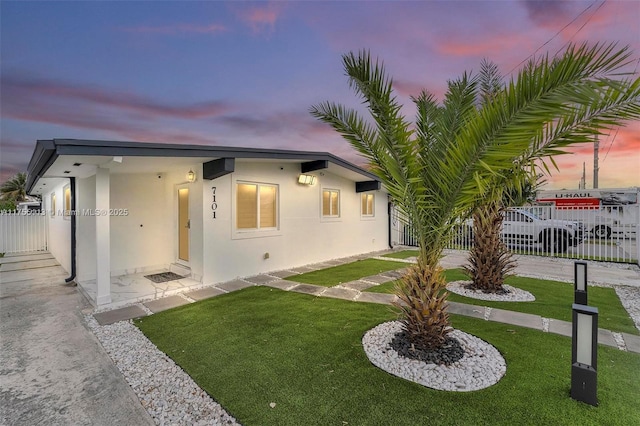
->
[[65, 177, 76, 283], [387, 200, 393, 249]]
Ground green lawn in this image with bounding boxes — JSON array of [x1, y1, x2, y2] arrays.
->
[[136, 287, 640, 426], [284, 258, 407, 286], [367, 268, 638, 335]]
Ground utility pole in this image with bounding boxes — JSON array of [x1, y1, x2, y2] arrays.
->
[[593, 135, 599, 189], [579, 162, 586, 189]]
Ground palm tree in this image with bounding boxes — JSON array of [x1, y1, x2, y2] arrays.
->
[[464, 170, 545, 293], [0, 172, 27, 202], [311, 43, 640, 350]]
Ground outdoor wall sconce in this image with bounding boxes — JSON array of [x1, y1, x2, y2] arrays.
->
[[187, 170, 196, 183], [574, 261, 588, 305], [298, 174, 316, 185], [571, 303, 598, 406]]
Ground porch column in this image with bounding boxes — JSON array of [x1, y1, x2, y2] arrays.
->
[[95, 167, 111, 305]]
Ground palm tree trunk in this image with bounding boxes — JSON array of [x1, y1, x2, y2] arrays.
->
[[464, 202, 516, 292]]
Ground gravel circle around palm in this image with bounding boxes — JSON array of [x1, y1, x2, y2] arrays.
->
[[447, 280, 536, 302], [362, 321, 507, 392]]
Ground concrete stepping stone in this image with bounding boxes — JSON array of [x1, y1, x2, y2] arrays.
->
[[185, 287, 226, 301], [216, 280, 254, 293], [288, 284, 325, 296], [144, 295, 191, 313], [243, 274, 278, 285], [380, 270, 405, 279], [356, 292, 396, 305], [262, 280, 297, 291], [321, 287, 358, 300], [597, 329, 618, 348], [488, 308, 543, 330], [268, 270, 298, 279], [622, 333, 640, 354], [548, 319, 572, 337], [94, 305, 147, 325], [447, 302, 486, 319], [362, 274, 393, 284], [342, 280, 377, 291]]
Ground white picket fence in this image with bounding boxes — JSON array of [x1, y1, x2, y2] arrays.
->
[[392, 205, 640, 265], [0, 211, 48, 254]]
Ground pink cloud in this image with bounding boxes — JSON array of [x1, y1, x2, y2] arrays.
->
[[121, 23, 227, 35], [237, 3, 282, 34], [2, 74, 233, 121]]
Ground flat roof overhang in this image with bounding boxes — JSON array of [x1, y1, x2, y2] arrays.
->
[[26, 139, 382, 195]]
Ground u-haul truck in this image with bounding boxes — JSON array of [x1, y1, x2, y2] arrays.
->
[[535, 187, 639, 239]]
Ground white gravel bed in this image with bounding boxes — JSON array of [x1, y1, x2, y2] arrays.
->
[[447, 280, 535, 302], [362, 321, 506, 392], [85, 315, 239, 426], [614, 286, 640, 332]]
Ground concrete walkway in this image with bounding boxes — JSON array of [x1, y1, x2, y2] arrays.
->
[[92, 249, 640, 354], [0, 252, 154, 426]]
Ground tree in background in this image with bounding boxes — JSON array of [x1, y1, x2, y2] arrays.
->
[[0, 172, 27, 202], [311, 43, 640, 350]]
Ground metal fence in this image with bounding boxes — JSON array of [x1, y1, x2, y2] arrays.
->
[[392, 205, 639, 264], [0, 211, 48, 254]]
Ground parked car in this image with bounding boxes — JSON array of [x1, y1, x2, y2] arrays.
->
[[464, 208, 585, 253]]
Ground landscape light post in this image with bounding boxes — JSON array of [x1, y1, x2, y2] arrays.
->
[[570, 304, 598, 406], [574, 261, 588, 305]]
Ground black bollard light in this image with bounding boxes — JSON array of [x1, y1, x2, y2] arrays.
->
[[574, 261, 588, 305], [570, 303, 598, 406]]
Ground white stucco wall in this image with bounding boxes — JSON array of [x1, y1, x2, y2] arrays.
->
[[201, 162, 389, 285], [44, 181, 71, 274]]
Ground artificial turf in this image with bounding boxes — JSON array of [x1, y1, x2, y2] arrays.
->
[[284, 258, 407, 287], [366, 268, 639, 335], [135, 287, 640, 426]]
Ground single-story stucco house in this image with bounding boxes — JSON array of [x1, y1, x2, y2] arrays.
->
[[26, 139, 390, 306]]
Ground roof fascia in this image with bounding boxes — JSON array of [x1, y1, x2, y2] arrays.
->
[[26, 140, 57, 194]]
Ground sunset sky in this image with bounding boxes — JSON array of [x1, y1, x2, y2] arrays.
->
[[1, 1, 639, 190]]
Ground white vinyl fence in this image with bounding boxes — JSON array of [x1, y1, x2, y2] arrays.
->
[[0, 211, 48, 254], [392, 205, 639, 265]]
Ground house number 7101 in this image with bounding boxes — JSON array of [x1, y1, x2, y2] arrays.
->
[[211, 186, 217, 219]]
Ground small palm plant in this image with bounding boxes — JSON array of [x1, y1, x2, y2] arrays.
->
[[311, 43, 640, 350]]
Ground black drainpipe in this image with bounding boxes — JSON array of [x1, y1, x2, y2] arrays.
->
[[387, 200, 393, 249], [65, 177, 77, 283]]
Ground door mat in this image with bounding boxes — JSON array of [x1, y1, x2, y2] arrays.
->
[[144, 272, 185, 283]]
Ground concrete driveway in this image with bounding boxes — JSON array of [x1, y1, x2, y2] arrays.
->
[[0, 252, 154, 426]]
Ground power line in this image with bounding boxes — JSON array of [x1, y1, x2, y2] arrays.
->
[[554, 1, 607, 57], [508, 0, 601, 75]]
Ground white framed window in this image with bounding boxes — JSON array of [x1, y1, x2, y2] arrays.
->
[[50, 193, 56, 217], [322, 189, 340, 217], [361, 193, 375, 217], [236, 182, 278, 230]]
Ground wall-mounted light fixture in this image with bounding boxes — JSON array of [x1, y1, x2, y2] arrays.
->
[[571, 303, 598, 406], [298, 174, 316, 185], [187, 169, 196, 183], [574, 261, 588, 305]]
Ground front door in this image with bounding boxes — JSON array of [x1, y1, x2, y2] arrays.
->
[[177, 187, 190, 264]]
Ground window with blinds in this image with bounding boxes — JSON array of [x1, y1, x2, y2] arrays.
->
[[361, 193, 374, 216], [237, 182, 278, 230], [322, 189, 340, 217]]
